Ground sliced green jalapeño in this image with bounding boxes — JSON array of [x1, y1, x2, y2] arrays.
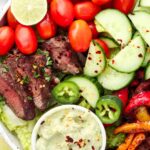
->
[[96, 95, 122, 124], [52, 81, 80, 104]]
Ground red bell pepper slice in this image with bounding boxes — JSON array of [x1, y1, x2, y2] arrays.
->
[[113, 88, 129, 108], [125, 91, 150, 114]]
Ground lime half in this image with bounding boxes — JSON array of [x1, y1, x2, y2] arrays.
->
[[11, 0, 47, 26]]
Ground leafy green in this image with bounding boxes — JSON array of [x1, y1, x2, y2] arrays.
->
[[0, 101, 40, 150], [106, 126, 126, 149]]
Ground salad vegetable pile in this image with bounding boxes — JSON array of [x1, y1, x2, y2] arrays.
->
[[0, 0, 150, 149]]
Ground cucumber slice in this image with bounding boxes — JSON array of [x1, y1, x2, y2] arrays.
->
[[145, 63, 150, 80], [95, 9, 132, 46], [94, 20, 106, 32], [134, 7, 150, 13], [84, 41, 106, 77], [142, 47, 150, 67], [109, 48, 120, 59], [140, 0, 150, 7], [129, 11, 150, 46], [68, 76, 100, 108], [98, 66, 135, 91], [100, 37, 119, 48], [109, 36, 145, 73]]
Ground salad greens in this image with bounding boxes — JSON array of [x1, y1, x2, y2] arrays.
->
[[0, 98, 40, 150]]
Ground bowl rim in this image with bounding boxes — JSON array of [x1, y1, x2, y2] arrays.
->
[[31, 105, 106, 150]]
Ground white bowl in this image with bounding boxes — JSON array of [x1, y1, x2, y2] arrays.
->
[[31, 105, 106, 150], [0, 0, 11, 26]]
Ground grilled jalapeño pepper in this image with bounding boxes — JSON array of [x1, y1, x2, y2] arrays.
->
[[96, 95, 122, 124], [52, 81, 80, 104]]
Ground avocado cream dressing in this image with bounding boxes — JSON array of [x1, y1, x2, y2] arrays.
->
[[36, 108, 102, 150]]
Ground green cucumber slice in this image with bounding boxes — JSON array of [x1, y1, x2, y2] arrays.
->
[[95, 9, 132, 46], [84, 41, 106, 77], [129, 11, 150, 46], [140, 0, 150, 7], [100, 37, 119, 48], [68, 76, 100, 108], [142, 47, 150, 67], [97, 66, 135, 91], [109, 36, 145, 73], [145, 63, 150, 80], [94, 20, 106, 32]]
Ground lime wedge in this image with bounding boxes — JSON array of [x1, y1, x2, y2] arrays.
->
[[11, 0, 47, 26]]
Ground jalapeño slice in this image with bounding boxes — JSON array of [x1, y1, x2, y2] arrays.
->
[[96, 95, 122, 124], [52, 81, 80, 104]]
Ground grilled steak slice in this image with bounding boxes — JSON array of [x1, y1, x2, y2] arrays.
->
[[41, 35, 82, 74], [6, 53, 51, 111], [0, 66, 35, 120]]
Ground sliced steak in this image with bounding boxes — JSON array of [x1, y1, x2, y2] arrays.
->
[[6, 53, 51, 111], [41, 35, 82, 74], [0, 66, 35, 120]]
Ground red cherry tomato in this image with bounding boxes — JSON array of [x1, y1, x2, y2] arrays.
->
[[74, 1, 101, 21], [50, 0, 74, 27], [95, 39, 110, 58], [92, 0, 112, 6], [15, 25, 37, 55], [7, 8, 18, 29], [113, 88, 129, 108], [88, 22, 99, 39], [69, 20, 92, 52], [113, 0, 135, 14], [36, 13, 56, 40], [0, 26, 15, 55], [101, 0, 113, 9]]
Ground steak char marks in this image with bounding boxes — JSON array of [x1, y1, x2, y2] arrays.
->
[[0, 36, 82, 120], [0, 52, 52, 120], [42, 35, 82, 74]]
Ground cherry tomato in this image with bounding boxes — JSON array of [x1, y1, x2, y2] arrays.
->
[[101, 0, 113, 9], [92, 0, 112, 6], [47, 0, 51, 3], [74, 1, 101, 21], [36, 13, 56, 40], [113, 0, 135, 14], [88, 22, 99, 39], [69, 20, 92, 52], [0, 26, 15, 55], [50, 0, 74, 27], [95, 39, 110, 58], [7, 8, 18, 29], [113, 88, 129, 108], [15, 25, 37, 55]]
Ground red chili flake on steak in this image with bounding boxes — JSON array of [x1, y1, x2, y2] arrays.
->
[[92, 146, 95, 150], [96, 51, 101, 54], [66, 136, 74, 143], [99, 60, 102, 63]]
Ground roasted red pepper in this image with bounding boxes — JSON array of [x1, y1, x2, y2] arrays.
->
[[114, 88, 129, 108], [125, 91, 150, 114]]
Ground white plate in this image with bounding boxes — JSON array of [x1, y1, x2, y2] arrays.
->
[[0, 0, 11, 26]]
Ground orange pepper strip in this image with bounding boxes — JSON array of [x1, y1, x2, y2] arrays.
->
[[114, 121, 150, 134], [135, 106, 150, 122], [128, 133, 146, 150], [117, 134, 135, 150]]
